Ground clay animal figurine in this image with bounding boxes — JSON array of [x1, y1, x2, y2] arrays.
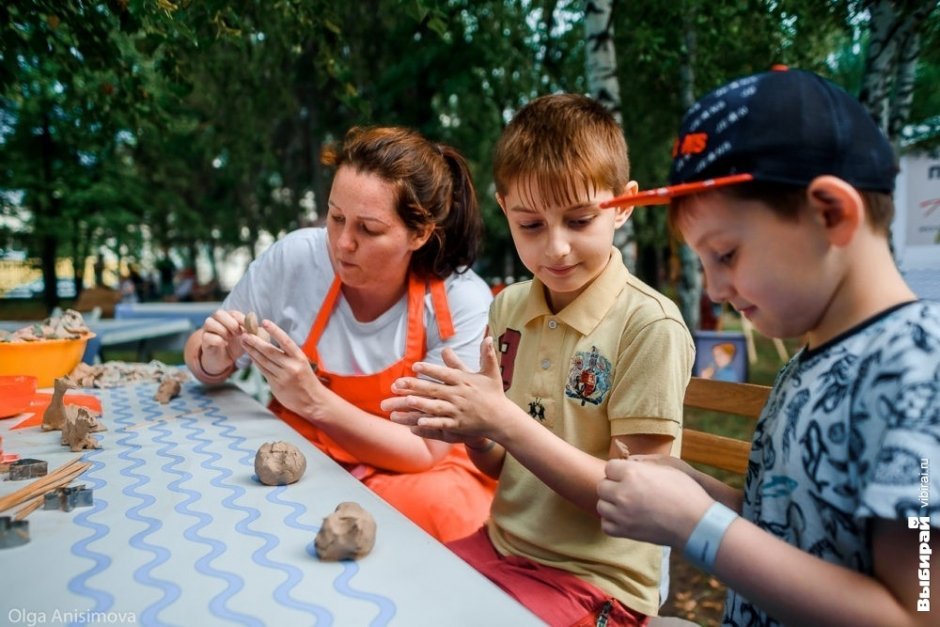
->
[[61, 407, 102, 452], [314, 502, 377, 561], [42, 377, 77, 431], [153, 377, 182, 404], [254, 441, 306, 485]]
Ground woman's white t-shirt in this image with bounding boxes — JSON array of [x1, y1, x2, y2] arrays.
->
[[222, 228, 492, 374]]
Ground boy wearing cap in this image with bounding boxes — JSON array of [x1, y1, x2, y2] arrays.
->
[[597, 67, 939, 625], [383, 93, 694, 625]]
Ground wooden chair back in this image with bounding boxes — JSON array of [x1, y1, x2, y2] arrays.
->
[[680, 377, 771, 475]]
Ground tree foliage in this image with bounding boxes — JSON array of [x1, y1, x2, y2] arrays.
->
[[1, 0, 937, 311]]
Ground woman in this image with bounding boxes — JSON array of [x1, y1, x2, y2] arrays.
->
[[184, 126, 495, 542]]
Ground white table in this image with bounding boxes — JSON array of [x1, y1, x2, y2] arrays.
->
[[0, 318, 194, 364], [115, 303, 222, 352], [116, 302, 223, 330], [0, 382, 542, 626]]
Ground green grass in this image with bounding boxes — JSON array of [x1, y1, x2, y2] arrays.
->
[[101, 350, 186, 365]]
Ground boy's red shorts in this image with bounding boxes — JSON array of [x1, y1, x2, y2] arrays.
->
[[448, 527, 649, 627]]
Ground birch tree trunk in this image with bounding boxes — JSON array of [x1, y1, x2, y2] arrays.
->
[[585, 0, 622, 122], [584, 0, 635, 273], [859, 0, 935, 149], [888, 14, 926, 147]]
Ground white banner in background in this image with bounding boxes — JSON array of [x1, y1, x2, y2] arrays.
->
[[894, 153, 940, 301]]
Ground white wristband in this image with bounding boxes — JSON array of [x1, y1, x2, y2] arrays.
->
[[683, 502, 738, 572]]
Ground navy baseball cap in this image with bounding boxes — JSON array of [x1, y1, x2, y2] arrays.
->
[[602, 67, 898, 208]]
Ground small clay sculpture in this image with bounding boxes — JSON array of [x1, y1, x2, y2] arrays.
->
[[243, 312, 271, 342], [68, 360, 189, 389], [314, 502, 377, 561], [61, 407, 103, 452], [42, 378, 76, 431], [254, 441, 306, 485], [154, 377, 182, 404], [244, 312, 259, 334]]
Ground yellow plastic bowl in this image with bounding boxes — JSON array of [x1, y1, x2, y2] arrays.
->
[[0, 334, 94, 388]]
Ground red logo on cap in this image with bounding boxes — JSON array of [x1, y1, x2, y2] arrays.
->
[[672, 132, 708, 158]]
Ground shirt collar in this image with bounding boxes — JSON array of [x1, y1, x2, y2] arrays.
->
[[520, 247, 627, 335]]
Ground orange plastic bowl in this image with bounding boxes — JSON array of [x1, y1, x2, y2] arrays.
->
[[0, 375, 38, 418], [0, 334, 94, 388]]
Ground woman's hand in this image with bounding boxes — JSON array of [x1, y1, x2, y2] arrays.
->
[[199, 309, 248, 375], [382, 336, 514, 441], [596, 456, 713, 548], [241, 319, 327, 421]]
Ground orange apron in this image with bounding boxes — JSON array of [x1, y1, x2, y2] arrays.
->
[[270, 274, 495, 542]]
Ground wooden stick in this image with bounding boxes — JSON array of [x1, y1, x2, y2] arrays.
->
[[13, 495, 44, 521], [172, 406, 210, 419], [0, 462, 91, 513], [123, 406, 209, 431], [0, 456, 89, 513], [123, 419, 166, 432]]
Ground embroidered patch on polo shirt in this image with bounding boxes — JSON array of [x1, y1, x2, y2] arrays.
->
[[565, 346, 612, 406]]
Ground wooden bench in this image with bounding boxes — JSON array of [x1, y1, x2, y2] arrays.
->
[[650, 377, 774, 626], [680, 377, 771, 474]]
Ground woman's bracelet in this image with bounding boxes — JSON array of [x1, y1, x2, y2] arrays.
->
[[683, 501, 738, 572], [465, 438, 496, 453], [198, 347, 233, 379]]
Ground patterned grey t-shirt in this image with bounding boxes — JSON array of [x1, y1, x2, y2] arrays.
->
[[723, 301, 940, 626]]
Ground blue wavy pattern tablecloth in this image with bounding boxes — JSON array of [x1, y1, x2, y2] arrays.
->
[[0, 382, 541, 627]]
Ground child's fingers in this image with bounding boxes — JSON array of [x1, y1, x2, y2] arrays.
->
[[391, 394, 453, 418], [390, 376, 446, 398], [386, 378, 416, 398], [440, 347, 470, 371], [411, 361, 462, 384], [603, 458, 630, 481], [380, 395, 415, 413], [596, 477, 618, 503], [479, 336, 501, 379], [599, 514, 628, 538], [415, 416, 461, 431], [410, 426, 463, 443], [596, 493, 616, 517], [388, 410, 423, 426]]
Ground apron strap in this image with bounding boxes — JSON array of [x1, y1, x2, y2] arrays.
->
[[301, 274, 343, 360], [428, 277, 455, 340]]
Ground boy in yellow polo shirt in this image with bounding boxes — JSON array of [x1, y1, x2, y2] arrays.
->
[[382, 94, 694, 626]]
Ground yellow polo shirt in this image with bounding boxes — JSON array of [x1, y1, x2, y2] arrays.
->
[[486, 249, 694, 616]]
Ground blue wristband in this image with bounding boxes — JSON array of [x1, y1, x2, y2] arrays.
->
[[683, 502, 738, 572]]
